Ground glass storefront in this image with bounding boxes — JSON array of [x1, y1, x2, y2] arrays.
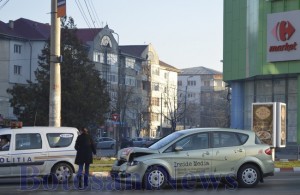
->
[[244, 77, 297, 143]]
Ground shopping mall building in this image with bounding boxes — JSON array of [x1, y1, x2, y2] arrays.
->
[[223, 0, 300, 145]]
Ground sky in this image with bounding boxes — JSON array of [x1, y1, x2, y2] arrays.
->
[[0, 0, 224, 72]]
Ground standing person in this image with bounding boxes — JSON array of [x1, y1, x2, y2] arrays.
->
[[0, 135, 10, 151], [74, 127, 96, 189]]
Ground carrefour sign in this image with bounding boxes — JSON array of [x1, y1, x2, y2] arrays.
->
[[267, 10, 300, 62]]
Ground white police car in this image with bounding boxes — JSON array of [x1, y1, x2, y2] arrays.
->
[[0, 124, 79, 182]]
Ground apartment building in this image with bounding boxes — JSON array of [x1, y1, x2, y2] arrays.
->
[[0, 18, 50, 119], [177, 66, 229, 129], [0, 18, 179, 138]]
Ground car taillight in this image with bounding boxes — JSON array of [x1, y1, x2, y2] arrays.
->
[[265, 148, 272, 155]]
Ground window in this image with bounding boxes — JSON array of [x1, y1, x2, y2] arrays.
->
[[16, 133, 42, 150], [125, 76, 136, 86], [152, 68, 160, 75], [107, 53, 118, 66], [212, 132, 241, 148], [151, 97, 160, 106], [47, 133, 74, 148], [14, 65, 21, 75], [188, 80, 196, 86], [125, 57, 135, 69], [0, 134, 11, 151], [14, 44, 21, 54], [153, 83, 159, 91], [178, 80, 182, 86], [203, 80, 210, 87], [94, 52, 104, 63], [166, 133, 208, 152], [164, 72, 169, 79], [151, 113, 159, 121]]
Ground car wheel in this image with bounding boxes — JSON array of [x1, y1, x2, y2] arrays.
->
[[51, 163, 74, 183], [143, 166, 168, 190], [237, 164, 260, 188]]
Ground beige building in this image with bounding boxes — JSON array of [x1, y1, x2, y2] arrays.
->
[[178, 67, 229, 129]]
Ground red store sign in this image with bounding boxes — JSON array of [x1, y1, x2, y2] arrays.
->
[[267, 10, 300, 62]]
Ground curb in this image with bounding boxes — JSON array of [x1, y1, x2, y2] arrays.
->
[[274, 167, 300, 172]]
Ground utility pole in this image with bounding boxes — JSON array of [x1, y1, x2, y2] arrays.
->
[[184, 85, 187, 129], [49, 0, 61, 127]]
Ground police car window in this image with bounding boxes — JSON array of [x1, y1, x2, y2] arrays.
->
[[47, 133, 74, 148], [16, 133, 42, 150], [0, 134, 11, 151]]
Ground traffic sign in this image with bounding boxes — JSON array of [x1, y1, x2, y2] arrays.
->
[[112, 114, 119, 121]]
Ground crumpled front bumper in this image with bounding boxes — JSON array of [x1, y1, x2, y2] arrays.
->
[[110, 159, 147, 184]]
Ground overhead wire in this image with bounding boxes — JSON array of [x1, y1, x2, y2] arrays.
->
[[0, 0, 10, 10], [84, 0, 97, 28], [87, 0, 102, 28], [75, 0, 92, 29]]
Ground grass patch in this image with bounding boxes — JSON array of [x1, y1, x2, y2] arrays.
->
[[92, 157, 115, 164], [275, 160, 300, 168], [90, 166, 112, 172]]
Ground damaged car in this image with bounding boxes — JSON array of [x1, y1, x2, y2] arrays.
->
[[110, 128, 274, 189]]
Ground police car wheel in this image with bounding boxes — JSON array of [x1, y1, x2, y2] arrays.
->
[[51, 163, 73, 182], [237, 164, 260, 188], [143, 166, 168, 190]]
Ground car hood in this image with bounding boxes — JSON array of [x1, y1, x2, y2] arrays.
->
[[118, 147, 159, 161]]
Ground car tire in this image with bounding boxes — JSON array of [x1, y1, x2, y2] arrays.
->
[[143, 166, 168, 190], [51, 163, 74, 183], [237, 164, 260, 188]]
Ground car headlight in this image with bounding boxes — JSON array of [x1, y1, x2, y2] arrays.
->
[[128, 160, 140, 166]]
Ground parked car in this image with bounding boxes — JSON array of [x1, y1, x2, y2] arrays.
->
[[0, 125, 79, 182], [131, 137, 147, 147], [145, 138, 160, 147], [120, 137, 133, 149], [96, 137, 116, 149], [111, 128, 274, 189]]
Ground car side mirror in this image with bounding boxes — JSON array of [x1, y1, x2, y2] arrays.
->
[[174, 146, 183, 151]]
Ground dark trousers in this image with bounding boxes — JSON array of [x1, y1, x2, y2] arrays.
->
[[77, 163, 90, 187]]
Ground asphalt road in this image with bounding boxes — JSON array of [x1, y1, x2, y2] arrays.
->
[[0, 172, 299, 195]]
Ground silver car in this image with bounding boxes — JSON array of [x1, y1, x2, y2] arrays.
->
[[111, 128, 274, 189], [96, 137, 116, 149]]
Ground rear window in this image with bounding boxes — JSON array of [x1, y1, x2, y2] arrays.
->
[[255, 135, 262, 144], [47, 133, 74, 148], [237, 133, 249, 145]]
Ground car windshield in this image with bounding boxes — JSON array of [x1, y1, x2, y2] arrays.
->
[[149, 131, 184, 150]]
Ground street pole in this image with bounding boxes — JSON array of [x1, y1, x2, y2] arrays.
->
[[49, 0, 61, 127], [184, 85, 187, 129], [160, 93, 162, 136]]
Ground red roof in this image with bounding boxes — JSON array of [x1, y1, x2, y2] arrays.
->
[[0, 18, 50, 40], [75, 28, 102, 44]]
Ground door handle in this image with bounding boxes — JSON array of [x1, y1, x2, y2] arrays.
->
[[235, 148, 243, 153]]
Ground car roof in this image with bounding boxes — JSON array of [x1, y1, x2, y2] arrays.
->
[[0, 126, 78, 134], [178, 128, 253, 135]]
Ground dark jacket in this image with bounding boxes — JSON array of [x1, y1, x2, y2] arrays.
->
[[75, 133, 96, 165]]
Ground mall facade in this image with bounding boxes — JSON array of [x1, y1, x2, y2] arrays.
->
[[223, 0, 300, 144]]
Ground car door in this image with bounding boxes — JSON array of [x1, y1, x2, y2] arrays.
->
[[211, 132, 245, 176], [0, 134, 12, 176], [11, 132, 47, 177], [163, 132, 212, 180]]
